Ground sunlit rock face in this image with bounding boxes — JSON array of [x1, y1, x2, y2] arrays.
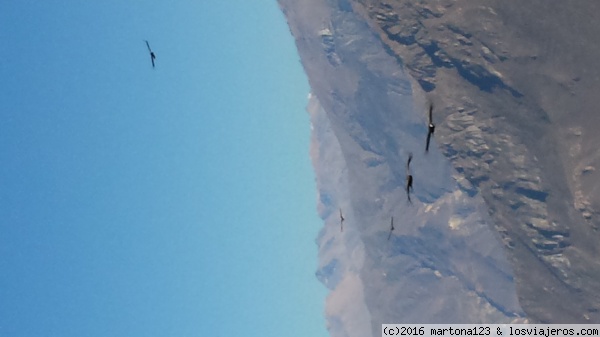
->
[[279, 0, 600, 334]]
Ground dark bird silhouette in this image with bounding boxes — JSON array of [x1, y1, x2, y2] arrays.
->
[[339, 208, 345, 232], [425, 104, 435, 153], [145, 40, 156, 68], [406, 153, 413, 203], [387, 217, 394, 241]]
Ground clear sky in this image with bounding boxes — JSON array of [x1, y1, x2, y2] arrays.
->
[[0, 1, 328, 336]]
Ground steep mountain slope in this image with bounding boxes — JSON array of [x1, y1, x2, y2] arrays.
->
[[350, 0, 600, 323], [278, 0, 600, 334]]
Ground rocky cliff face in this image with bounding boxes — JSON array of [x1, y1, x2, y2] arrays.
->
[[279, 0, 600, 334]]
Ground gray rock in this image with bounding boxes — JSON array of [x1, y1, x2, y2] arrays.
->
[[279, 0, 600, 334]]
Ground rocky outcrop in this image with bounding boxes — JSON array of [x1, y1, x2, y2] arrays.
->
[[351, 0, 600, 323], [279, 0, 600, 333]]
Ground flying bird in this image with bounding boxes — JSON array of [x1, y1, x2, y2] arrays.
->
[[387, 217, 394, 241], [406, 153, 413, 203], [339, 208, 345, 232], [145, 40, 156, 68], [425, 104, 435, 153]]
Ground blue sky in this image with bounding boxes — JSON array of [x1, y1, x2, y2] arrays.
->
[[0, 2, 328, 336]]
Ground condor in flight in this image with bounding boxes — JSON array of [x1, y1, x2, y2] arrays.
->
[[339, 208, 345, 232], [145, 40, 156, 68], [425, 104, 435, 153], [406, 153, 414, 203], [387, 217, 394, 241]]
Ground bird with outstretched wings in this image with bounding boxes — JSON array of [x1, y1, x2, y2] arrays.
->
[[339, 208, 345, 232], [387, 217, 394, 241], [145, 40, 156, 68], [425, 104, 435, 153], [406, 153, 413, 203]]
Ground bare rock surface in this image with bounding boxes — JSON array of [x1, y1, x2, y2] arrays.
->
[[279, 0, 600, 333]]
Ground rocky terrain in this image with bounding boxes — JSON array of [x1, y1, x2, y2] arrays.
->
[[278, 0, 600, 335]]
